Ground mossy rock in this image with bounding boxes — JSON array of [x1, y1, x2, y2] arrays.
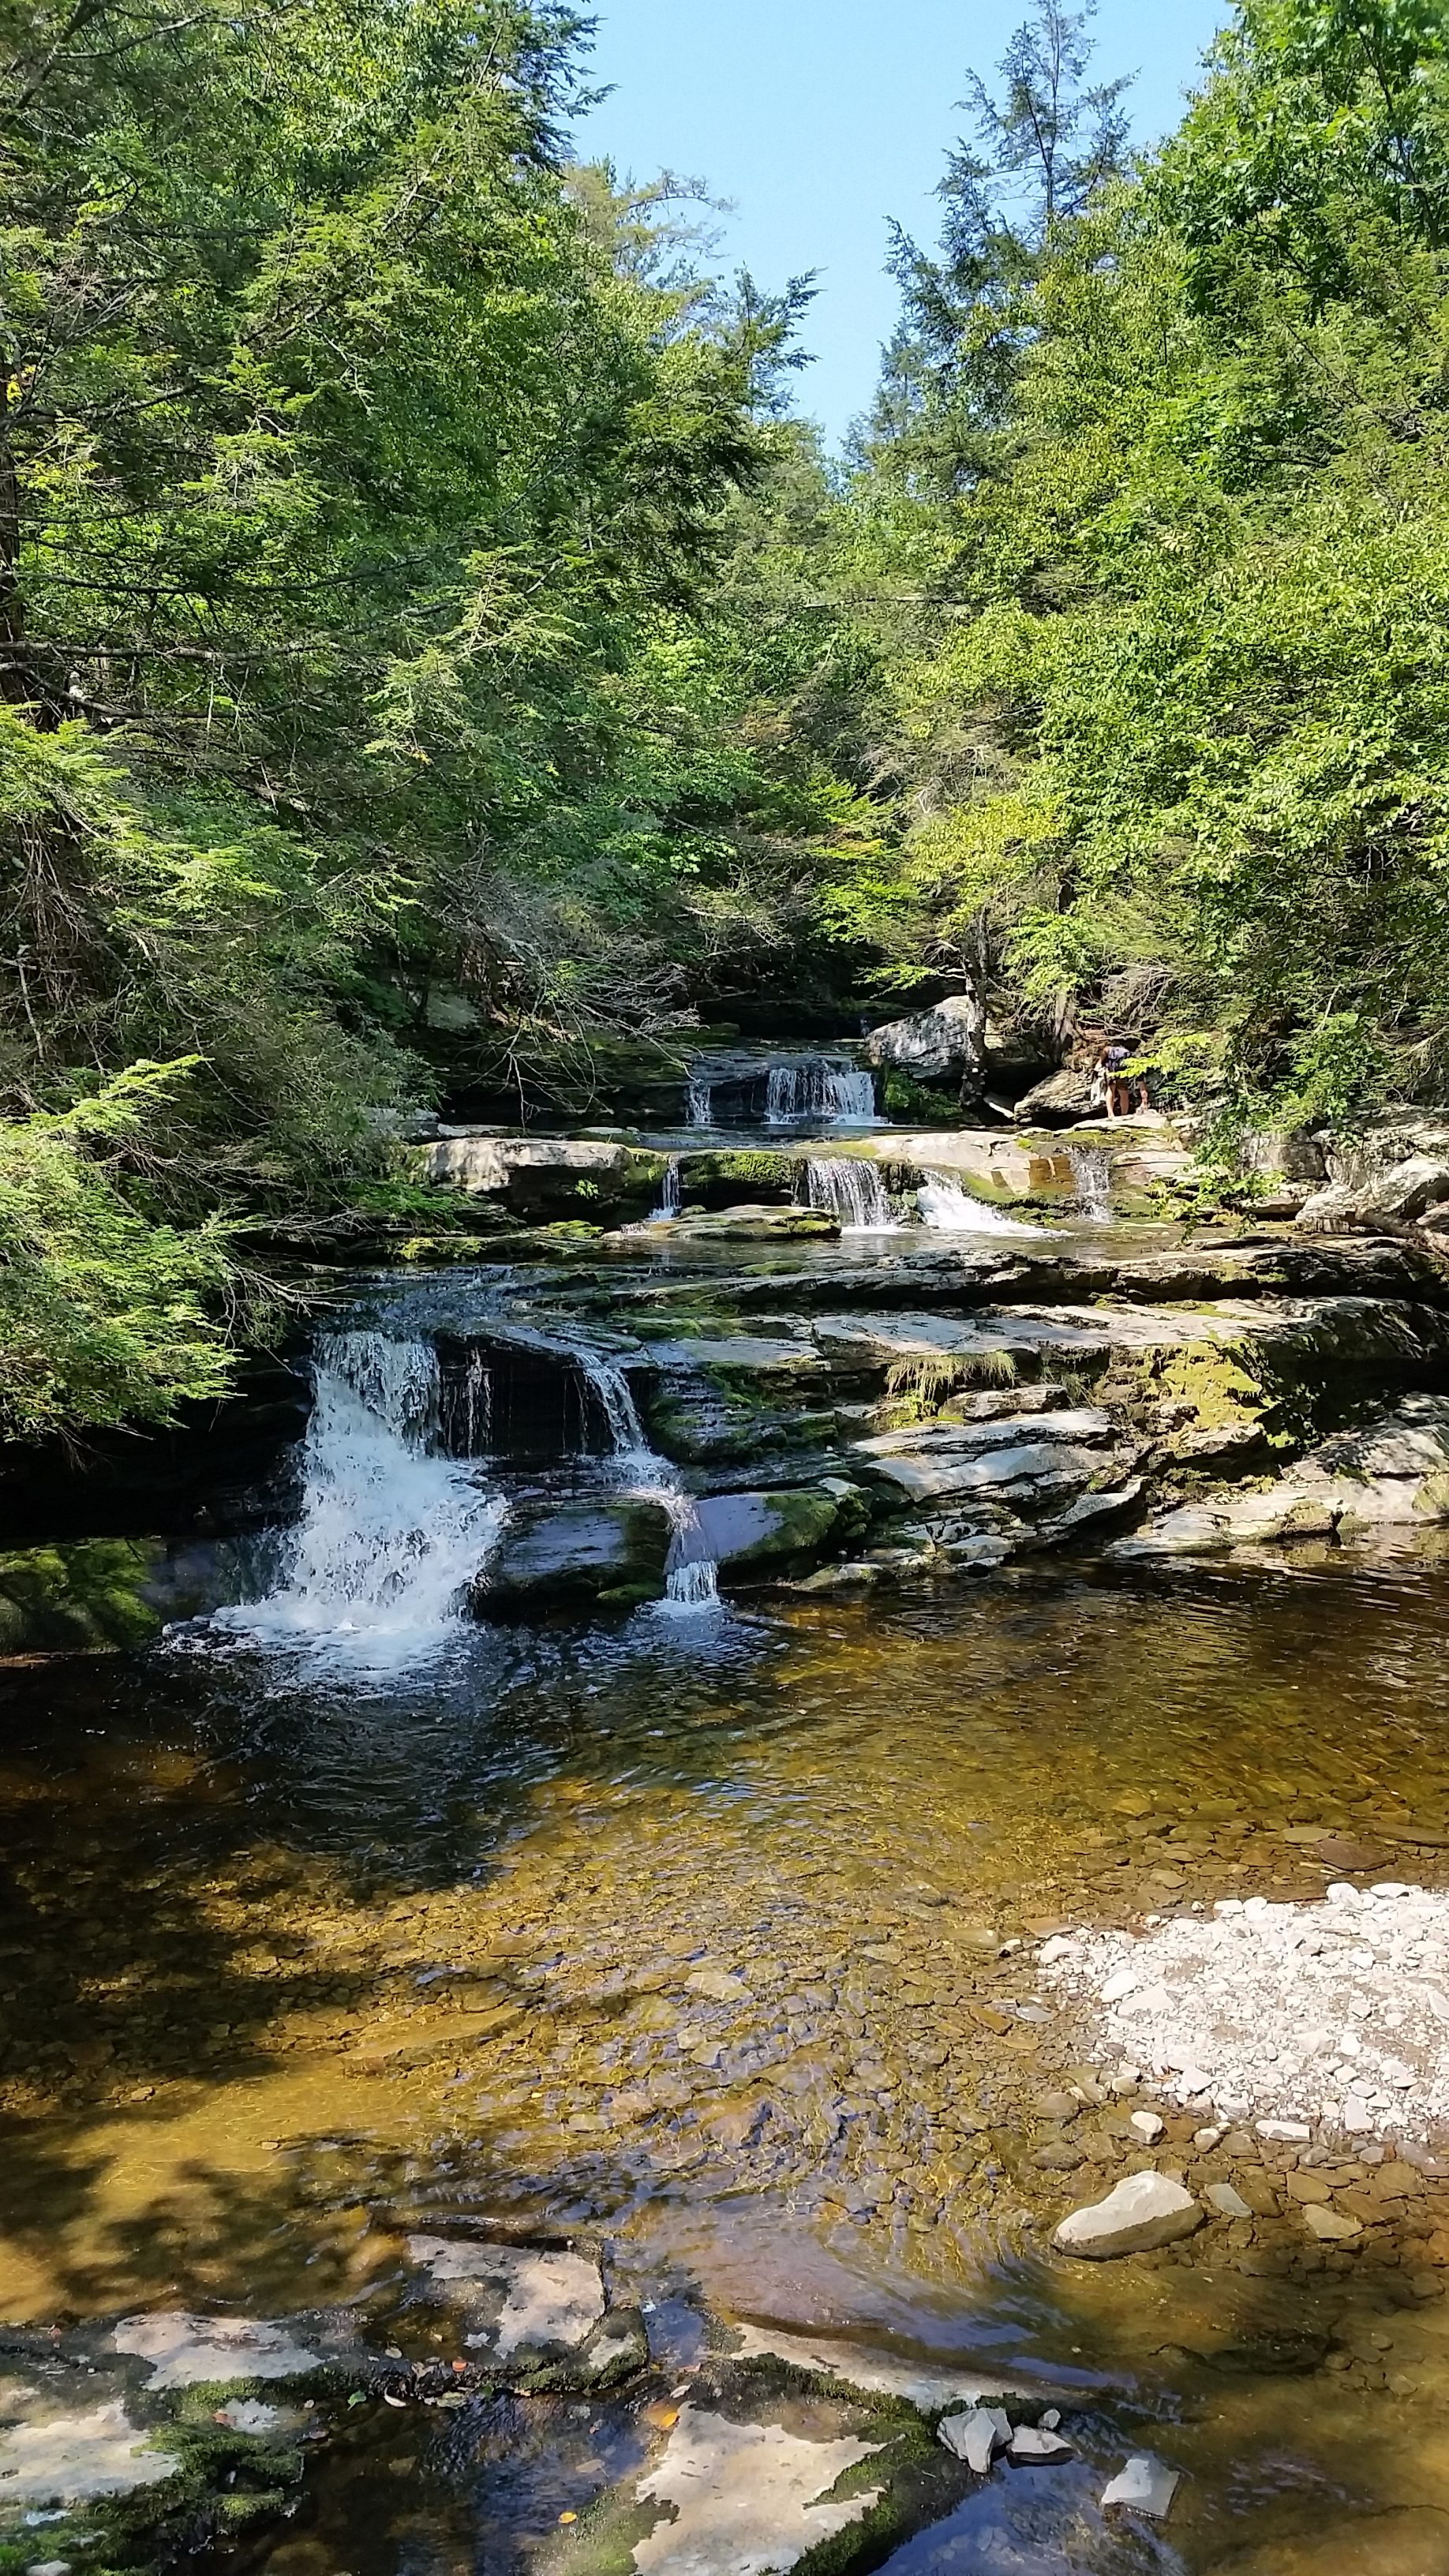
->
[[694, 1485, 846, 1582], [0, 1540, 167, 1654], [474, 1499, 673, 1619]]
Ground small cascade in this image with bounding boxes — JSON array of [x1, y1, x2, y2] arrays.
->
[[1068, 1145, 1116, 1222], [803, 1155, 897, 1230], [653, 1155, 682, 1219], [766, 1060, 876, 1125], [687, 1074, 714, 1128], [571, 1347, 720, 1612], [916, 1174, 1050, 1238], [216, 1333, 503, 1665]]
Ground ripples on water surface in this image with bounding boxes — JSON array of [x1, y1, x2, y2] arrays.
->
[[4, 1562, 1449, 2569]]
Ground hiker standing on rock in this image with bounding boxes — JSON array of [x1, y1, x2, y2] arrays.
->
[[1099, 1041, 1133, 1120]]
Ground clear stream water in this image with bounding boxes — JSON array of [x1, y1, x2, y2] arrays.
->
[[5, 1155, 1449, 2570]]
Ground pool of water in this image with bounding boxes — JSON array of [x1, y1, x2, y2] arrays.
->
[[4, 1559, 1449, 2567]]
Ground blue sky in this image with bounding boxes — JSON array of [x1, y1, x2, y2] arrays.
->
[[577, 0, 1230, 445]]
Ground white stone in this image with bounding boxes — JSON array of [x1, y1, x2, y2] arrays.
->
[[1194, 2125, 1226, 2151], [0, 2398, 179, 2504], [1054, 2173, 1203, 2260], [631, 2407, 884, 2575], [1256, 2119, 1312, 2143], [1206, 2182, 1253, 2218], [1100, 1968, 1140, 2003], [1007, 2424, 1073, 2463], [728, 2327, 1023, 2413], [1129, 2111, 1165, 2144], [938, 2407, 1008, 2474], [407, 2237, 605, 2358], [1101, 2455, 1181, 2518], [113, 2314, 321, 2389]]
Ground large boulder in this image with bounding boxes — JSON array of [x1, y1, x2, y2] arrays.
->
[[474, 1499, 673, 1618], [1012, 1067, 1099, 1125], [427, 1133, 663, 1223], [1298, 1114, 1449, 1234], [1111, 1394, 1449, 1559], [1298, 1155, 1449, 1232], [863, 994, 983, 1084], [693, 1484, 862, 1582]]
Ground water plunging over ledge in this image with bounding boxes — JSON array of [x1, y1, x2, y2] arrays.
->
[[915, 1170, 1054, 1237], [571, 1344, 721, 1612], [684, 1046, 878, 1129], [802, 1155, 899, 1230], [766, 1059, 875, 1125], [211, 1332, 505, 1668], [1068, 1141, 1116, 1221]]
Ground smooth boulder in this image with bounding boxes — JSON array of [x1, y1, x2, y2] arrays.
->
[[1053, 2171, 1203, 2259], [474, 1498, 672, 1618], [863, 993, 983, 1084]]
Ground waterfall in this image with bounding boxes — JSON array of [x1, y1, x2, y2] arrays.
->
[[215, 1333, 504, 1666], [803, 1156, 897, 1230], [1068, 1145, 1115, 1222], [766, 1060, 876, 1125], [653, 1155, 682, 1219], [916, 1174, 1050, 1237], [687, 1074, 713, 1127], [571, 1346, 720, 1613]]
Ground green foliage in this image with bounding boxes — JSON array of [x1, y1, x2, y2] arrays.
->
[[0, 1070, 238, 1440], [848, 0, 1449, 1122], [0, 0, 883, 1431]]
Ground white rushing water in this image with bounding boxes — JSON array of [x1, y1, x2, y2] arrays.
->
[[571, 1346, 721, 1613], [916, 1174, 1052, 1237], [686, 1074, 714, 1128], [803, 1155, 899, 1230], [653, 1155, 682, 1218], [1068, 1144, 1116, 1222], [767, 1060, 876, 1125], [214, 1333, 504, 1668]]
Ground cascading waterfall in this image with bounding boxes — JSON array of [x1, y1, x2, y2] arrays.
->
[[916, 1174, 1050, 1237], [803, 1155, 897, 1230], [571, 1346, 720, 1613], [215, 1333, 504, 1664], [687, 1074, 714, 1128], [1068, 1145, 1115, 1222], [766, 1061, 876, 1125], [653, 1155, 682, 1218]]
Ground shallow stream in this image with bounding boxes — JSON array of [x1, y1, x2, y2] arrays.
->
[[5, 1534, 1449, 2570]]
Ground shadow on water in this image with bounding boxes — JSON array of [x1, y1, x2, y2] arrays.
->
[[4, 1564, 1449, 2566]]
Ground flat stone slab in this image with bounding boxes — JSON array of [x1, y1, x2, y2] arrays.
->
[[406, 2236, 605, 2360], [0, 2393, 180, 2503], [1102, 2454, 1181, 2518], [631, 2406, 884, 2576], [727, 2323, 1028, 2412], [113, 2312, 323, 2388]]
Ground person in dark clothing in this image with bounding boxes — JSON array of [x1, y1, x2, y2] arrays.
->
[[1099, 1041, 1133, 1119]]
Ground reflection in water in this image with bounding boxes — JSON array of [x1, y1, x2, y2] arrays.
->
[[3, 1566, 1449, 2567]]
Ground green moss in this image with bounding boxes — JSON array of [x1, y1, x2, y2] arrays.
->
[[0, 1540, 167, 1655], [882, 1069, 960, 1125]]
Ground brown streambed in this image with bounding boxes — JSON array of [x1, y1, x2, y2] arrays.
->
[[3, 1563, 1449, 2570]]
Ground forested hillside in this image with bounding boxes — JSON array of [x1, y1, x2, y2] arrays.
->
[[843, 0, 1449, 1140], [4, 0, 1448, 1440]]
